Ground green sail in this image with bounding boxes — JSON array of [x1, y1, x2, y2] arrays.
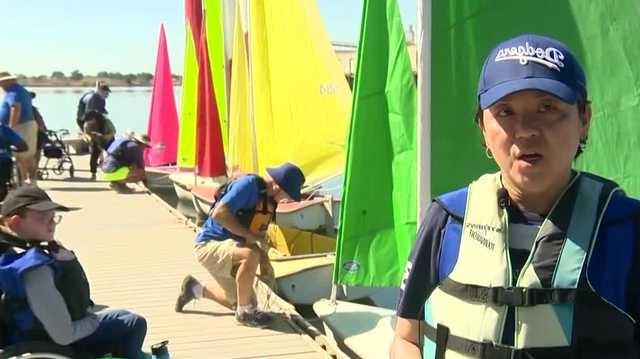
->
[[333, 0, 417, 287], [203, 0, 228, 153], [177, 17, 199, 169], [430, 0, 640, 197]]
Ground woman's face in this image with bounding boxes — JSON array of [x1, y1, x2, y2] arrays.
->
[[480, 90, 591, 195]]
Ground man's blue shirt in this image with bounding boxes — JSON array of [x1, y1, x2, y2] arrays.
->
[[195, 176, 261, 244], [0, 83, 34, 125]]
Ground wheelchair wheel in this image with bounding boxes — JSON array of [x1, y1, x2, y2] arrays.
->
[[10, 161, 22, 188], [37, 169, 48, 180], [53, 164, 64, 175], [0, 340, 76, 359]]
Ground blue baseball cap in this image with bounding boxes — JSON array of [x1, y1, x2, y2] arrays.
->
[[266, 162, 306, 202], [477, 34, 587, 109]]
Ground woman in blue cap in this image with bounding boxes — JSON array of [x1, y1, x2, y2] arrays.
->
[[391, 34, 640, 358], [174, 162, 305, 328]]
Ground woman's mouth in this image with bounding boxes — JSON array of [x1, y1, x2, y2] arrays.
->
[[517, 153, 543, 165]]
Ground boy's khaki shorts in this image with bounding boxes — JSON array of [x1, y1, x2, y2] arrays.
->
[[195, 239, 237, 305]]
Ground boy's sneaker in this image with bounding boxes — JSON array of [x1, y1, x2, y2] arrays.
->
[[235, 310, 273, 328], [174, 275, 199, 312]]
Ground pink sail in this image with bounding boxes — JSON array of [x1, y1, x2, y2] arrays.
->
[[145, 23, 179, 166]]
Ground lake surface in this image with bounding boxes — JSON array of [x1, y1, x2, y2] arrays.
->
[[26, 86, 182, 136]]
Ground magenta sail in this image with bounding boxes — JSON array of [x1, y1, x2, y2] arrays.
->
[[145, 23, 179, 166]]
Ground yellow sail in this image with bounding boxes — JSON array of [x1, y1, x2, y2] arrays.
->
[[249, 0, 351, 185], [228, 0, 257, 173], [203, 0, 229, 153], [177, 13, 199, 169]]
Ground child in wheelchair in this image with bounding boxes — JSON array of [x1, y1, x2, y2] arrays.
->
[[0, 186, 147, 358]]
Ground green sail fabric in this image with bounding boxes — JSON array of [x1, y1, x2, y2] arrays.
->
[[203, 0, 229, 154], [177, 13, 200, 169], [334, 0, 417, 287], [430, 1, 640, 197]]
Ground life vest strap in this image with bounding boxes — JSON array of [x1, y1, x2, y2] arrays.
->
[[425, 323, 571, 359], [439, 278, 584, 307]]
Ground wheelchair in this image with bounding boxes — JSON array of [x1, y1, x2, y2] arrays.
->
[[0, 319, 76, 358], [0, 339, 76, 359]]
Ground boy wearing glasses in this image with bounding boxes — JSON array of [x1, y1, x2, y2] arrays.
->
[[0, 186, 148, 358]]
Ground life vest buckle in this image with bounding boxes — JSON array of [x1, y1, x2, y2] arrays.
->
[[488, 287, 532, 306], [482, 342, 535, 359]]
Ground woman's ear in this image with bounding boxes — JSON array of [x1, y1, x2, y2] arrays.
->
[[580, 103, 592, 138]]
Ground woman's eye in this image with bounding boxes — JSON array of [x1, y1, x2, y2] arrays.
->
[[539, 103, 554, 112], [497, 108, 513, 117]]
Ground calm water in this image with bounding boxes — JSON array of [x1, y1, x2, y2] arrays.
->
[[26, 86, 182, 136]]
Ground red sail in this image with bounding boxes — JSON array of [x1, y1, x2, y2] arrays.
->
[[196, 14, 226, 177]]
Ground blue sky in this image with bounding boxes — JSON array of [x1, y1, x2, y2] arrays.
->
[[2, 1, 416, 77]]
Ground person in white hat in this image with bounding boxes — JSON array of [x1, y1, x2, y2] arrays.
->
[[0, 72, 38, 184], [100, 133, 151, 192]]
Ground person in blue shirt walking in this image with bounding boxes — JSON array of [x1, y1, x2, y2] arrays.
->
[[0, 123, 28, 200], [392, 34, 640, 358], [175, 163, 305, 327], [0, 72, 38, 185]]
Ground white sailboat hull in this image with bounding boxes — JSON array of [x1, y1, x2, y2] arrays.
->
[[171, 179, 197, 219], [275, 260, 333, 305], [192, 191, 212, 225], [313, 299, 396, 359], [145, 166, 177, 191], [169, 173, 226, 220], [271, 255, 385, 305]]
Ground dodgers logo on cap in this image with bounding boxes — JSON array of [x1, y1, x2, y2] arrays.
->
[[477, 34, 587, 110]]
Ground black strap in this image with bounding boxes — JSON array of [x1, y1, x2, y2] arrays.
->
[[0, 231, 57, 254], [424, 323, 571, 359], [439, 278, 581, 307], [435, 324, 449, 359]]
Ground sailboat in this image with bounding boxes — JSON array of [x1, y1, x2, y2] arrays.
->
[[144, 24, 181, 191], [313, 0, 417, 357], [170, 0, 204, 217], [170, 0, 229, 219], [190, 0, 357, 305]]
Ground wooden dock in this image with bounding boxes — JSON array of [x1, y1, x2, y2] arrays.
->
[[37, 156, 330, 359]]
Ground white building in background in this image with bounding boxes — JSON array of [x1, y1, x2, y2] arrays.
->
[[332, 27, 418, 85]]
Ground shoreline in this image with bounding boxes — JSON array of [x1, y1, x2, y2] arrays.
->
[[19, 77, 181, 88]]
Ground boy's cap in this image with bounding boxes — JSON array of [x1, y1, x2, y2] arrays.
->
[[1, 186, 70, 216], [266, 162, 305, 202]]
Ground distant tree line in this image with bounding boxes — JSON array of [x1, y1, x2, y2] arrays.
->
[[18, 70, 182, 86]]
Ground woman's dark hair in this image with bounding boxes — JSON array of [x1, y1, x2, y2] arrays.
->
[[473, 96, 591, 159]]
